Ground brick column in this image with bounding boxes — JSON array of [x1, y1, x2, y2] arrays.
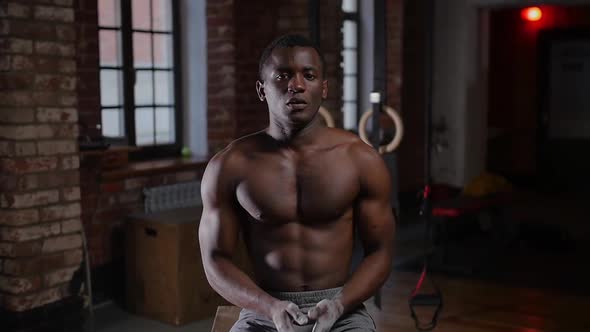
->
[[386, 0, 403, 111], [76, 0, 100, 139], [317, 0, 342, 126], [233, 0, 281, 137], [0, 0, 83, 312], [207, 0, 237, 153]]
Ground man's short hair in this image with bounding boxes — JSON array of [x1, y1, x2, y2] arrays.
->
[[258, 34, 326, 80]]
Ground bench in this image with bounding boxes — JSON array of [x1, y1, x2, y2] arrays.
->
[[210, 306, 241, 332]]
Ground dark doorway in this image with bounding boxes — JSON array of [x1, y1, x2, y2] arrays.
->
[[538, 29, 590, 192], [487, 5, 590, 190]]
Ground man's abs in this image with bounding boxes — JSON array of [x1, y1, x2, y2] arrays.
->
[[243, 216, 355, 292]]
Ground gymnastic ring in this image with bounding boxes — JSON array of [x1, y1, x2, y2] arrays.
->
[[358, 106, 404, 153], [318, 106, 335, 128]]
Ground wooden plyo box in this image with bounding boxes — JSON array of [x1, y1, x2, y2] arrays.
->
[[125, 206, 225, 325]]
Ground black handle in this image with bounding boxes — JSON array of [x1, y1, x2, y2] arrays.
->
[[144, 227, 157, 237], [409, 294, 442, 306], [409, 292, 443, 331]]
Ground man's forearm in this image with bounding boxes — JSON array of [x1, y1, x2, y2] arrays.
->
[[335, 248, 392, 313], [204, 255, 278, 318]]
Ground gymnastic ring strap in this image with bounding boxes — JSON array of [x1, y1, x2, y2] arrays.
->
[[409, 266, 443, 331], [318, 106, 335, 128], [358, 106, 404, 153]]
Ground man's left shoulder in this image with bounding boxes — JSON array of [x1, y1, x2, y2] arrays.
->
[[322, 128, 364, 149], [341, 135, 382, 165], [319, 128, 383, 165]]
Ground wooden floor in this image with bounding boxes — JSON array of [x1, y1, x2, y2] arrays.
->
[[374, 271, 590, 331]]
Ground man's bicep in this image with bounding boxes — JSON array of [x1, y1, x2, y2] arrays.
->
[[355, 147, 395, 251], [357, 195, 395, 252], [198, 156, 241, 261], [199, 204, 241, 260]]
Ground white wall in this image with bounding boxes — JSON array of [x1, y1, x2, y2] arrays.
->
[[359, 0, 375, 131], [432, 0, 483, 186], [181, 0, 208, 156], [430, 0, 588, 187]]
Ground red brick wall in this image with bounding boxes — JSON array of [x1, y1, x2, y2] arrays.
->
[[318, 0, 343, 126], [76, 0, 100, 139], [207, 0, 238, 153], [233, 0, 280, 137], [0, 0, 83, 312]]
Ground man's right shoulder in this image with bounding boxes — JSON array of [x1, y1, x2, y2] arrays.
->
[[206, 144, 242, 174], [202, 146, 242, 193], [205, 132, 264, 177]]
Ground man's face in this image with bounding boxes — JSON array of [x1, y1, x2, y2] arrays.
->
[[256, 46, 328, 125]]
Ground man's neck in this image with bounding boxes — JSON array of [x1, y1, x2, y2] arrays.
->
[[266, 116, 322, 148]]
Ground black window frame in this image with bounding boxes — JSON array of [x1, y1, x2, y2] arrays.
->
[[98, 0, 183, 160]]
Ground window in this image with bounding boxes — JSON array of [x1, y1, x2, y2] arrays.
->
[[341, 0, 359, 130], [98, 0, 181, 156]]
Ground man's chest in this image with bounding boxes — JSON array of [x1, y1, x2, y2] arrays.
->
[[235, 152, 359, 223]]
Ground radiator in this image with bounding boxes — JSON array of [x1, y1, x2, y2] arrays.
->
[[143, 181, 202, 213]]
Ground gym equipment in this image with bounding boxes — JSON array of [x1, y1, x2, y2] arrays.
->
[[408, 0, 443, 330], [408, 187, 443, 331], [358, 105, 404, 154]]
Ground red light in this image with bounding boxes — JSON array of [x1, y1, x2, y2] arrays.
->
[[522, 7, 542, 22]]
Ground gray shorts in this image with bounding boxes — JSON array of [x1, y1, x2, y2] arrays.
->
[[229, 287, 376, 332]]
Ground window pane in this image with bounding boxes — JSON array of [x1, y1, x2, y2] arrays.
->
[[342, 0, 357, 13], [154, 71, 173, 105], [342, 102, 357, 131], [99, 30, 121, 66], [132, 0, 150, 30], [100, 69, 122, 106], [135, 70, 153, 106], [98, 0, 120, 27], [133, 32, 153, 68], [152, 0, 172, 32], [155, 107, 174, 144], [135, 107, 155, 146], [101, 108, 124, 137], [343, 75, 357, 101], [153, 34, 173, 68], [343, 21, 357, 48], [342, 49, 357, 75]]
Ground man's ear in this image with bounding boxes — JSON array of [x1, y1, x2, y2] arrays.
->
[[256, 80, 265, 101], [322, 79, 328, 100]]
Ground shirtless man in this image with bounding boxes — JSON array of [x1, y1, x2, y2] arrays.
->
[[199, 34, 395, 332]]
